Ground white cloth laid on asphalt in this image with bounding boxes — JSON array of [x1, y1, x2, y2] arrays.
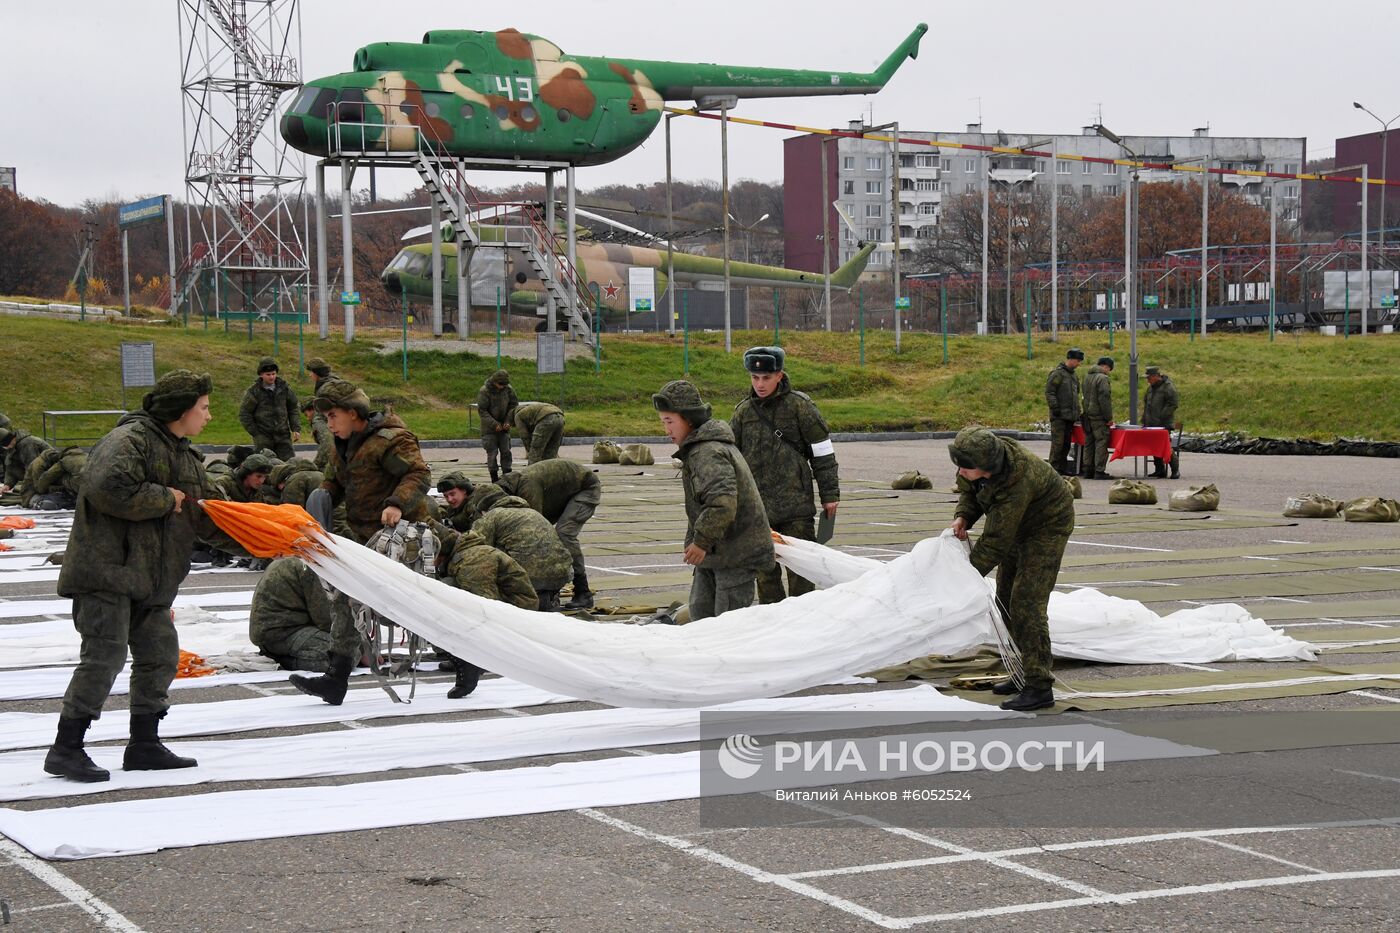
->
[[0, 590, 255, 621], [0, 677, 576, 751], [0, 665, 290, 701], [0, 563, 255, 584], [0, 720, 1207, 860], [773, 536, 1317, 664], [0, 685, 1015, 802], [299, 528, 1004, 708], [0, 608, 254, 668]]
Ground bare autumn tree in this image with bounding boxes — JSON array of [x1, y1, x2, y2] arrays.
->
[[1077, 181, 1280, 259], [0, 191, 75, 296], [909, 187, 1098, 274]]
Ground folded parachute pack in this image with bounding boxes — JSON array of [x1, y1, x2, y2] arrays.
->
[[1342, 497, 1400, 523], [592, 440, 621, 464], [891, 470, 933, 490], [1108, 479, 1157, 505], [618, 444, 655, 466], [1169, 483, 1220, 512], [1283, 493, 1344, 519]]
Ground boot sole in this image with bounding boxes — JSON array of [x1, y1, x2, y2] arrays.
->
[[289, 678, 346, 705], [43, 763, 110, 783], [1000, 698, 1056, 712]]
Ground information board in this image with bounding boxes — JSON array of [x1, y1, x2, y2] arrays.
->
[[536, 332, 566, 374]]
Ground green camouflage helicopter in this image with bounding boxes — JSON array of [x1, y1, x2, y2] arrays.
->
[[281, 25, 927, 162]]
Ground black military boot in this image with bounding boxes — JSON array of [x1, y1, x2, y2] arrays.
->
[[563, 575, 594, 610], [1000, 686, 1055, 712], [43, 716, 110, 783], [1169, 453, 1181, 480], [289, 652, 354, 705], [446, 658, 485, 699], [991, 679, 1020, 696], [123, 710, 198, 771], [537, 589, 562, 612]]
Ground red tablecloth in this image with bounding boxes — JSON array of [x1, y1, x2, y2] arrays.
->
[[1070, 424, 1086, 446], [1109, 427, 1173, 462]]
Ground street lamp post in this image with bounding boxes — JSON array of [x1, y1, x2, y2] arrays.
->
[[1353, 102, 1400, 255], [727, 209, 770, 331], [1094, 124, 1142, 422], [992, 138, 1050, 336]]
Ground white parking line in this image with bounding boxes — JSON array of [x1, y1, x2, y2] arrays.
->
[[1196, 836, 1324, 874], [1336, 769, 1400, 785], [1068, 541, 1175, 552], [0, 838, 146, 932]]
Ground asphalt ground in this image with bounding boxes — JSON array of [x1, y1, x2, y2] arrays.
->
[[1, 438, 1398, 932]]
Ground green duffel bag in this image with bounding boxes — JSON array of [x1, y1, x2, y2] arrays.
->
[[618, 443, 655, 466], [1064, 475, 1083, 500], [592, 440, 621, 464], [1342, 497, 1400, 523], [1169, 483, 1220, 512], [892, 470, 933, 490], [1108, 479, 1157, 505], [1283, 493, 1344, 519]]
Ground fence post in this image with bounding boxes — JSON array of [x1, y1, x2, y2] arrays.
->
[[495, 287, 503, 367], [858, 286, 865, 366], [402, 290, 409, 382], [940, 284, 948, 364], [773, 289, 780, 346], [683, 290, 690, 376]]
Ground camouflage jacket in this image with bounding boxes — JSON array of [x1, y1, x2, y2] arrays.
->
[[272, 459, 324, 508], [1045, 363, 1081, 421], [436, 526, 539, 610], [469, 489, 572, 590], [1081, 366, 1113, 422], [476, 381, 519, 434], [441, 501, 474, 532], [731, 376, 840, 524], [675, 419, 776, 574], [212, 472, 263, 503], [248, 557, 352, 645], [954, 437, 1076, 576], [3, 432, 55, 490], [497, 458, 601, 522], [321, 412, 431, 544], [514, 401, 563, 432], [1144, 376, 1180, 428], [238, 377, 299, 440], [20, 446, 84, 507], [58, 411, 238, 605], [310, 417, 334, 471]]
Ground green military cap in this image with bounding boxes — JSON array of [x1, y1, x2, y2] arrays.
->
[[1097, 356, 1115, 368], [313, 380, 372, 418], [742, 346, 785, 374], [304, 357, 331, 377], [652, 379, 712, 427], [142, 370, 214, 423], [490, 368, 511, 385], [1066, 348, 1085, 361], [436, 471, 474, 494], [0, 428, 14, 447], [1145, 366, 1162, 376], [948, 427, 1007, 474], [0, 412, 10, 430], [300, 397, 317, 412], [225, 444, 256, 469], [237, 453, 277, 478], [257, 357, 279, 374]]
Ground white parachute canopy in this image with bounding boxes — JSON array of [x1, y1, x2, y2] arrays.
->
[[301, 530, 1003, 709]]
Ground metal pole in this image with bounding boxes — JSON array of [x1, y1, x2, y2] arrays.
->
[[430, 198, 443, 336], [273, 283, 280, 356], [980, 153, 989, 334], [773, 290, 780, 345], [595, 292, 602, 372], [940, 283, 948, 363], [1362, 164, 1370, 336], [1128, 170, 1140, 424], [316, 161, 329, 339], [340, 160, 354, 344], [891, 121, 901, 353], [1201, 158, 1209, 338], [665, 114, 677, 335], [566, 164, 578, 329], [402, 290, 409, 382], [1025, 280, 1032, 359], [165, 196, 177, 316], [1269, 179, 1278, 341], [1050, 139, 1059, 342], [682, 290, 690, 375], [122, 228, 131, 315], [721, 101, 732, 353], [821, 136, 832, 332], [858, 286, 865, 365], [495, 286, 502, 367]]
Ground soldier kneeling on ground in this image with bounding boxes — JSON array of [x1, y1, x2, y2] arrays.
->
[[248, 557, 356, 672], [466, 483, 573, 611], [496, 458, 603, 610], [437, 471, 475, 532]]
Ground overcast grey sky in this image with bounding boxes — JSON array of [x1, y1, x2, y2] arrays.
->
[[6, 0, 1397, 207]]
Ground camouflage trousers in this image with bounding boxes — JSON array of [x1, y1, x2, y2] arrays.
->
[[481, 429, 513, 479], [523, 414, 565, 465], [1083, 418, 1112, 476], [255, 625, 335, 672], [688, 567, 757, 621], [61, 593, 179, 720], [1047, 419, 1077, 475], [758, 514, 817, 604], [251, 433, 296, 462], [555, 486, 602, 583], [991, 529, 1068, 692]]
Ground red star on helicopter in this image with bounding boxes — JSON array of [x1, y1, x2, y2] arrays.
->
[[602, 282, 621, 300]]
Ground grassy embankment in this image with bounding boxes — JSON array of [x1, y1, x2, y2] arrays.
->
[[1, 313, 1397, 444]]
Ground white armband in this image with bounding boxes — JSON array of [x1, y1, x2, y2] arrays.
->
[[810, 438, 835, 458]]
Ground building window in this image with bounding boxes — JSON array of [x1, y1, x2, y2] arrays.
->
[[1083, 185, 1094, 197], [966, 183, 977, 193], [865, 226, 882, 240], [899, 202, 914, 215], [899, 154, 915, 168], [866, 180, 883, 194], [842, 156, 855, 171], [1104, 184, 1119, 196], [1057, 160, 1071, 174], [1284, 184, 1298, 198], [842, 180, 855, 195], [916, 154, 938, 168], [965, 158, 977, 172], [916, 178, 937, 191], [1285, 163, 1299, 174], [865, 204, 882, 218], [941, 157, 952, 171], [866, 156, 884, 171], [919, 201, 937, 215], [1036, 160, 1046, 174], [1103, 162, 1119, 175], [1081, 161, 1093, 174]]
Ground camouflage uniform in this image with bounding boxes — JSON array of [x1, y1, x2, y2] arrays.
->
[[21, 446, 86, 510], [496, 459, 602, 594], [272, 458, 325, 508], [476, 370, 518, 481], [1079, 363, 1114, 477], [1144, 369, 1181, 478], [317, 383, 431, 545], [436, 524, 539, 610], [951, 429, 1074, 692], [307, 360, 342, 471], [1045, 358, 1082, 476], [2, 430, 55, 494], [238, 361, 300, 461], [514, 401, 565, 465], [731, 373, 839, 603], [248, 557, 358, 670], [655, 381, 775, 621], [468, 485, 572, 595], [211, 453, 276, 503]]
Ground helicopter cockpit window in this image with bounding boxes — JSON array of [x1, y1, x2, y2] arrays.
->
[[405, 253, 432, 276], [336, 88, 365, 124], [289, 87, 318, 115], [388, 252, 414, 272]]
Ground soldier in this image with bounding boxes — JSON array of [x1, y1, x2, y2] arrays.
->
[[432, 522, 539, 697], [0, 426, 56, 498], [310, 380, 431, 545], [467, 483, 572, 611], [213, 452, 276, 503], [1044, 348, 1084, 476], [653, 380, 775, 621], [305, 356, 340, 395], [731, 346, 840, 603], [301, 398, 333, 472], [476, 369, 518, 482], [0, 412, 10, 482], [248, 557, 356, 672], [514, 400, 566, 465], [45, 370, 242, 782], [270, 457, 324, 508], [238, 357, 300, 460], [436, 471, 475, 532], [1080, 357, 1116, 480], [948, 427, 1073, 712], [1144, 366, 1181, 479], [19, 446, 85, 511], [497, 458, 603, 609]]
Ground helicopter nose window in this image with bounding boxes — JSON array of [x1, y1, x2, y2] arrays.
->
[[388, 252, 414, 272], [461, 103, 476, 120]]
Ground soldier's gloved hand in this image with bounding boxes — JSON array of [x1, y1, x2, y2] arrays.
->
[[381, 505, 403, 526], [949, 516, 969, 541]]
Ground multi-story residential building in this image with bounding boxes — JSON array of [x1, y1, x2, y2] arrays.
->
[[1333, 129, 1399, 236], [784, 123, 1307, 276]]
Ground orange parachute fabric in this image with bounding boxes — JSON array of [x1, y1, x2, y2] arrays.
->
[[199, 499, 324, 558], [176, 650, 216, 678], [0, 543, 10, 552], [0, 517, 37, 530]]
